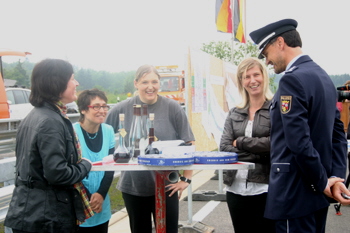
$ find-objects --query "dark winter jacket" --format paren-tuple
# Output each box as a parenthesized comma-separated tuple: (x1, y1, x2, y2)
(220, 100, 271, 185)
(5, 102, 91, 233)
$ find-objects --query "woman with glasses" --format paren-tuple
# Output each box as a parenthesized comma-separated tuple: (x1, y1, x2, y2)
(73, 88, 115, 233)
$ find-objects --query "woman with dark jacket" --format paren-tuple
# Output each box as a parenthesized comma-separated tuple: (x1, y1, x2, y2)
(5, 59, 92, 233)
(220, 57, 275, 233)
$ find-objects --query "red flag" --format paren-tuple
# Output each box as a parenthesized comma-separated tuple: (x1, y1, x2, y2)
(216, 0, 246, 43)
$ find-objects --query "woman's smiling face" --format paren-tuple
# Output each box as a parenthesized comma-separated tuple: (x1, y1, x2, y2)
(242, 65, 264, 98)
(134, 71, 160, 104)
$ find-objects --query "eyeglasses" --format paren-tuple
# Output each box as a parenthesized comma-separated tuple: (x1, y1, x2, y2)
(87, 105, 110, 111)
(261, 40, 276, 59)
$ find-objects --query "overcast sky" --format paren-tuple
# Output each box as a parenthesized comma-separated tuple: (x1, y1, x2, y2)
(1, 0, 349, 75)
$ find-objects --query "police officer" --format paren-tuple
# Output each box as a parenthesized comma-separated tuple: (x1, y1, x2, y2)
(250, 19, 349, 233)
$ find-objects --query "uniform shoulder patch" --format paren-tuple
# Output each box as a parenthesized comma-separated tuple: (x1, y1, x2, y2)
(281, 96, 292, 114)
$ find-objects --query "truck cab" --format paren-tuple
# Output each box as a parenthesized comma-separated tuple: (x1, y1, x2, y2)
(155, 65, 185, 105)
(0, 50, 31, 118)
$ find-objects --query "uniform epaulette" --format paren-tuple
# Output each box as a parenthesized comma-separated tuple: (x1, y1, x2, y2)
(285, 66, 298, 73)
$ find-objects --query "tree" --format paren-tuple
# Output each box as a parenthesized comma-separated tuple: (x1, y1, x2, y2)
(201, 41, 232, 62)
(123, 71, 136, 94)
(3, 60, 30, 87)
(201, 40, 277, 92)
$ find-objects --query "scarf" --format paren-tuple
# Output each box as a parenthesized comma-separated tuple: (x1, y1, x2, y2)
(55, 101, 94, 225)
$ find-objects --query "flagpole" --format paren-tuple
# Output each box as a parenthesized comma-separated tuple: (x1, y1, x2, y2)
(244, 0, 247, 58)
(244, 0, 247, 42)
(231, 0, 234, 63)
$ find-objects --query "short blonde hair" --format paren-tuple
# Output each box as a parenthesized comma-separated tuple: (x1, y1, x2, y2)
(235, 57, 273, 108)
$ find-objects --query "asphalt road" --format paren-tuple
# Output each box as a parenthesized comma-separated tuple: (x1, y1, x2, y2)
(178, 173, 350, 233)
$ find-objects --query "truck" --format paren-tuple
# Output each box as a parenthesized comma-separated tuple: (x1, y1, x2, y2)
(155, 65, 185, 105)
(0, 49, 31, 118)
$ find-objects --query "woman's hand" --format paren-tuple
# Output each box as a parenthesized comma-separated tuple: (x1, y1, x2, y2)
(165, 170, 193, 199)
(165, 181, 189, 199)
(89, 192, 104, 213)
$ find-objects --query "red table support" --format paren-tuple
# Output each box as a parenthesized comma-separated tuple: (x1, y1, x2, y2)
(155, 171, 166, 233)
(91, 162, 255, 233)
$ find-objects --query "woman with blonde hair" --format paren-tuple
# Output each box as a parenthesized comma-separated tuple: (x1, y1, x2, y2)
(220, 57, 275, 233)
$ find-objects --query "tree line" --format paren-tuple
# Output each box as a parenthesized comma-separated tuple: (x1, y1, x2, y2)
(2, 56, 350, 103)
(3, 60, 136, 103)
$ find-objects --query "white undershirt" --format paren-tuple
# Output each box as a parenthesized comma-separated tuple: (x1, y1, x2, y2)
(225, 120, 269, 195)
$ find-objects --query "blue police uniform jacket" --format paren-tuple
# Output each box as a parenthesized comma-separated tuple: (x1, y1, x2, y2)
(265, 55, 347, 220)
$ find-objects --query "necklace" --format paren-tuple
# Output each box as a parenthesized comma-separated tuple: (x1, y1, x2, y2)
(86, 131, 98, 140)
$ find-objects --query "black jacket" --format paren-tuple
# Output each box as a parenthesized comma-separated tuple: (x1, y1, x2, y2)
(5, 102, 91, 233)
(220, 100, 271, 185)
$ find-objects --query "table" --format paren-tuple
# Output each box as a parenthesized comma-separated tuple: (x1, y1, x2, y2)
(91, 162, 255, 233)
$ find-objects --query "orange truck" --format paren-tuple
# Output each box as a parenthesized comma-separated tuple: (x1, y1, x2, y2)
(155, 65, 185, 105)
(0, 50, 31, 118)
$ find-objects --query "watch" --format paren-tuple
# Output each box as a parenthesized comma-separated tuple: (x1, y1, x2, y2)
(180, 176, 191, 184)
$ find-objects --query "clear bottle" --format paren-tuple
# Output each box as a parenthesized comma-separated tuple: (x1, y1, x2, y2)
(113, 113, 131, 163)
(139, 104, 149, 156)
(130, 104, 142, 161)
(141, 104, 149, 136)
(128, 104, 137, 152)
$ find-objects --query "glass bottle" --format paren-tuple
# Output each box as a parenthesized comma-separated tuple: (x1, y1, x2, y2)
(145, 113, 159, 154)
(113, 113, 131, 163)
(139, 104, 149, 156)
(130, 104, 142, 161)
(128, 104, 136, 152)
(148, 113, 155, 145)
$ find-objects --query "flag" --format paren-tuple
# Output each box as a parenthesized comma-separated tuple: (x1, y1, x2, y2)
(233, 0, 246, 43)
(216, 0, 232, 33)
(216, 0, 246, 43)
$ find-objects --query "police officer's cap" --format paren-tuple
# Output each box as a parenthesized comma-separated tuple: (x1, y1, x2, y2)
(250, 19, 298, 59)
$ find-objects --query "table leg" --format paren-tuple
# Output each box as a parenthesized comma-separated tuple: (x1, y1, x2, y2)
(155, 171, 166, 233)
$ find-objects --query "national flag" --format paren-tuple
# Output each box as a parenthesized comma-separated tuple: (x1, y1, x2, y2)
(216, 0, 232, 33)
(216, 0, 246, 43)
(233, 0, 246, 43)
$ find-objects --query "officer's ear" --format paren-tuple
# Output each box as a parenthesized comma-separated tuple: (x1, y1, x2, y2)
(276, 37, 284, 47)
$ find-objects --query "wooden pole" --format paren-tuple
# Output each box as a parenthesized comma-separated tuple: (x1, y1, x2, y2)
(340, 102, 350, 133)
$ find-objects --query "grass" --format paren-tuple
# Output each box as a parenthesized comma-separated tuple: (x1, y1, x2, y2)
(0, 177, 124, 233)
(109, 177, 125, 213)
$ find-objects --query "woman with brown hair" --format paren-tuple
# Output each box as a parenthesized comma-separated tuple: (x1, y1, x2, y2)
(5, 59, 92, 233)
(106, 64, 195, 233)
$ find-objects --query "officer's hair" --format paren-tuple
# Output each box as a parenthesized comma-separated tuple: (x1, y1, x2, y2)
(235, 57, 273, 109)
(269, 30, 302, 48)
